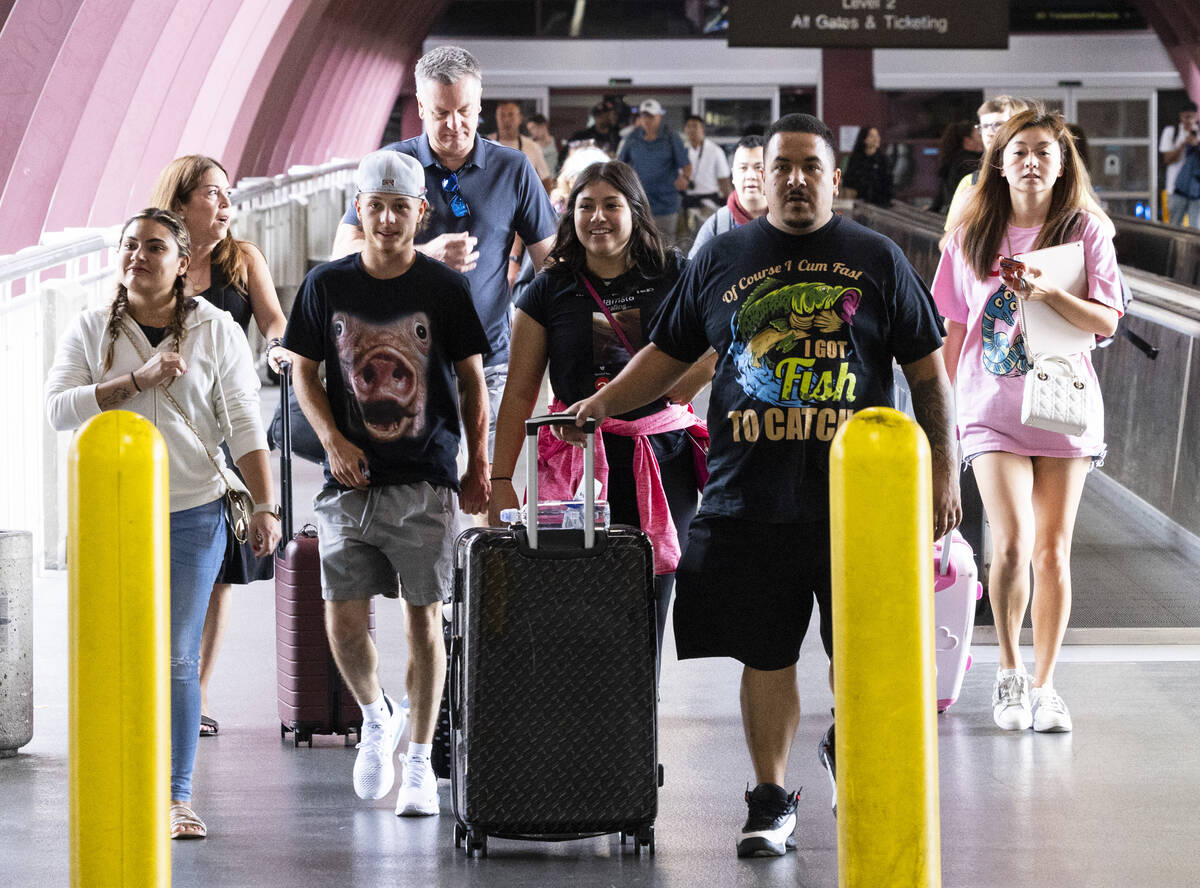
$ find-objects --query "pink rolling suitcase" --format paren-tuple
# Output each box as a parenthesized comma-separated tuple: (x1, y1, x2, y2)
(933, 530, 982, 712)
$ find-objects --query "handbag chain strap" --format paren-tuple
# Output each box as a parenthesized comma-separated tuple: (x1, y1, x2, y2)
(118, 322, 240, 498)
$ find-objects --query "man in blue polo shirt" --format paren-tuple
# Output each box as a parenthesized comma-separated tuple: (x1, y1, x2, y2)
(618, 98, 691, 246)
(332, 45, 558, 454)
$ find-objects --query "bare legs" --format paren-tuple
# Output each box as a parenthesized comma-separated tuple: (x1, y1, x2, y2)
(972, 453, 1091, 688)
(325, 597, 444, 740)
(197, 583, 231, 723)
(740, 665, 800, 787)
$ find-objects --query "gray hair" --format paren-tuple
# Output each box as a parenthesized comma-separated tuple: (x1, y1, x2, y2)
(415, 46, 482, 91)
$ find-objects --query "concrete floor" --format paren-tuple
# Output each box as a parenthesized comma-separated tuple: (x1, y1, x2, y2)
(4, 386, 1200, 887)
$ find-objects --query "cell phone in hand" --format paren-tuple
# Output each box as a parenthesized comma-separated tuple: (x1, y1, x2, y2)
(998, 256, 1028, 290)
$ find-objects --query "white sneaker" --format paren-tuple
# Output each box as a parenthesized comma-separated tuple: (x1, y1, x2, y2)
(1031, 686, 1073, 733)
(395, 754, 440, 816)
(992, 669, 1032, 731)
(352, 695, 406, 800)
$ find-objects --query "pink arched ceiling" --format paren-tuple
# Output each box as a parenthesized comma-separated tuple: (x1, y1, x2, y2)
(0, 0, 449, 253)
(1137, 0, 1200, 101)
(1, 0, 1196, 255)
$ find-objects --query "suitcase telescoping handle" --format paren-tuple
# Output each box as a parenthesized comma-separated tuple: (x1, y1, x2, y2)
(938, 532, 953, 576)
(278, 360, 295, 548)
(523, 414, 597, 551)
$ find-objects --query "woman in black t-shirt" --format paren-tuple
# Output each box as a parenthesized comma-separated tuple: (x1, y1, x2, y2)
(842, 126, 894, 207)
(489, 160, 715, 665)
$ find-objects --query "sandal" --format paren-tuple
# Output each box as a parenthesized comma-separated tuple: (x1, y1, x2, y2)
(169, 803, 208, 840)
(199, 715, 219, 737)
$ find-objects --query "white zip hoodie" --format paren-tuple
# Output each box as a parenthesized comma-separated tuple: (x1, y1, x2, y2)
(45, 298, 268, 513)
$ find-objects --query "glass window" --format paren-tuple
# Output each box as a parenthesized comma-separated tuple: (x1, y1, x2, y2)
(1087, 143, 1150, 194)
(700, 99, 773, 140)
(1076, 100, 1149, 139)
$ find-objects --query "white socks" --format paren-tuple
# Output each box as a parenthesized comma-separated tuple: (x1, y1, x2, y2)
(361, 694, 390, 725)
(407, 741, 432, 760)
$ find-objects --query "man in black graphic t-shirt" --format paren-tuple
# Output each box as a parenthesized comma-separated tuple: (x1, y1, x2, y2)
(285, 150, 490, 819)
(567, 115, 961, 859)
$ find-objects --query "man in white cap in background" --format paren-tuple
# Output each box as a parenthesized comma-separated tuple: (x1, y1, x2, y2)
(285, 148, 491, 818)
(618, 98, 692, 244)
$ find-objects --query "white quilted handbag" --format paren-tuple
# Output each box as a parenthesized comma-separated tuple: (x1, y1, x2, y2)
(1020, 355, 1091, 436)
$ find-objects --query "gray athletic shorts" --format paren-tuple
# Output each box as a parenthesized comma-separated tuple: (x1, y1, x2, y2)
(313, 483, 457, 605)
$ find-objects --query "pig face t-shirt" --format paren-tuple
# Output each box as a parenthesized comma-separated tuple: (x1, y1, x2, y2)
(285, 253, 489, 490)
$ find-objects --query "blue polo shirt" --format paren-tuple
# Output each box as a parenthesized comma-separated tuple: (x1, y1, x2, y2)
(618, 127, 690, 216)
(343, 134, 558, 366)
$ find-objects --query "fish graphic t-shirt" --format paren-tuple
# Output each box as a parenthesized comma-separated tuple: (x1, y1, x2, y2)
(651, 214, 944, 523)
(285, 253, 489, 491)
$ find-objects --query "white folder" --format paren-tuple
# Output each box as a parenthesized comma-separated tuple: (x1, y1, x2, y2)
(1013, 241, 1095, 356)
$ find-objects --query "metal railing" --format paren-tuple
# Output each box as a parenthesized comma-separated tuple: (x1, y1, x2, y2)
(1, 159, 357, 570)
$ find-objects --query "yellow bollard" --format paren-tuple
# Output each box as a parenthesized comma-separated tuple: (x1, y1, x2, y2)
(68, 410, 171, 887)
(829, 407, 940, 888)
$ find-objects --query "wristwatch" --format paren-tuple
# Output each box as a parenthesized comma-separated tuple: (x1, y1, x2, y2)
(253, 502, 282, 519)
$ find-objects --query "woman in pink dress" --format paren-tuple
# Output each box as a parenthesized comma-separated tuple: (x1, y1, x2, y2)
(932, 107, 1122, 734)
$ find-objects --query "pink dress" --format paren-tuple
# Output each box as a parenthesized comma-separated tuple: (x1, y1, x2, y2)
(931, 214, 1123, 461)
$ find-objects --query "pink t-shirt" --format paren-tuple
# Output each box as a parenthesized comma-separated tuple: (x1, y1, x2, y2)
(931, 214, 1123, 460)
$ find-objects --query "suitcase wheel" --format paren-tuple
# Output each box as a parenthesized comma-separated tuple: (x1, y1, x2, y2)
(619, 830, 628, 846)
(466, 829, 487, 858)
(634, 825, 654, 856)
(454, 823, 464, 848)
(280, 723, 288, 740)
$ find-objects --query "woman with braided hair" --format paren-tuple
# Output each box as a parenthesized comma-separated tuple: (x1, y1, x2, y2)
(46, 208, 281, 839)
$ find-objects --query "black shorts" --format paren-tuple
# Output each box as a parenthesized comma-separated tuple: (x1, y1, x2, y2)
(672, 514, 832, 671)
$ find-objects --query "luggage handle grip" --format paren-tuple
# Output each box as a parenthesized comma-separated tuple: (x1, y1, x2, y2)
(277, 360, 294, 549)
(524, 413, 596, 550)
(938, 532, 953, 576)
(524, 414, 596, 436)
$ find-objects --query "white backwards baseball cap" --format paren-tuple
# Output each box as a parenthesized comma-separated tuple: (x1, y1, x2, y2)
(355, 150, 427, 198)
(638, 99, 665, 117)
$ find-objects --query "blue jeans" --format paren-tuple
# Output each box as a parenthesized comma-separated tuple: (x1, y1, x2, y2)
(169, 500, 226, 801)
(1168, 191, 1200, 227)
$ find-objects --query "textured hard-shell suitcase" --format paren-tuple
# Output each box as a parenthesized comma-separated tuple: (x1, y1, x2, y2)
(934, 530, 983, 712)
(450, 416, 661, 858)
(273, 362, 374, 746)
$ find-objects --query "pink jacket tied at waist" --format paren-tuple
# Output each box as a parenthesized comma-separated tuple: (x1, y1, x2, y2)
(537, 399, 708, 575)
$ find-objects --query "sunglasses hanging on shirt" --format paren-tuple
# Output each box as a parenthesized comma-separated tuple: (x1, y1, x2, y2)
(440, 172, 471, 218)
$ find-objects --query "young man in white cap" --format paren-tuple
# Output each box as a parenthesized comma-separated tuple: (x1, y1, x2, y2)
(618, 98, 692, 244)
(284, 149, 491, 816)
(332, 46, 558, 457)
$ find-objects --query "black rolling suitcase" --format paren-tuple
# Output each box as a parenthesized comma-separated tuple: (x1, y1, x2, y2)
(273, 362, 374, 746)
(450, 416, 661, 858)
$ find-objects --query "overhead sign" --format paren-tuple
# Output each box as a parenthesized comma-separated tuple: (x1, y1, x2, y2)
(728, 0, 1008, 49)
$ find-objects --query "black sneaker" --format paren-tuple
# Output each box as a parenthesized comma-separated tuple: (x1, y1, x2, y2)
(735, 782, 799, 858)
(817, 722, 836, 816)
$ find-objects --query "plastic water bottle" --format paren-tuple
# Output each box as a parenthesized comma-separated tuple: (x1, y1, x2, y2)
(499, 501, 611, 529)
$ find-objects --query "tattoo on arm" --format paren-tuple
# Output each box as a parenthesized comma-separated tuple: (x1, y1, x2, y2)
(908, 376, 956, 468)
(98, 384, 134, 410)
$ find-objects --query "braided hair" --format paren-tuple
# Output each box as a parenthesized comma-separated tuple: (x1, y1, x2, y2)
(101, 209, 195, 374)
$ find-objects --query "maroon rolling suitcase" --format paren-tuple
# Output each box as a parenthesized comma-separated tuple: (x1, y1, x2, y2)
(274, 362, 374, 747)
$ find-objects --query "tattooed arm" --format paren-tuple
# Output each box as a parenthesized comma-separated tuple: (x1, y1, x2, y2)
(900, 349, 962, 540)
(95, 374, 140, 410)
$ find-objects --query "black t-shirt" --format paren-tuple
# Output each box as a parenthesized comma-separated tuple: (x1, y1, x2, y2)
(651, 214, 945, 523)
(515, 256, 685, 420)
(284, 253, 490, 491)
